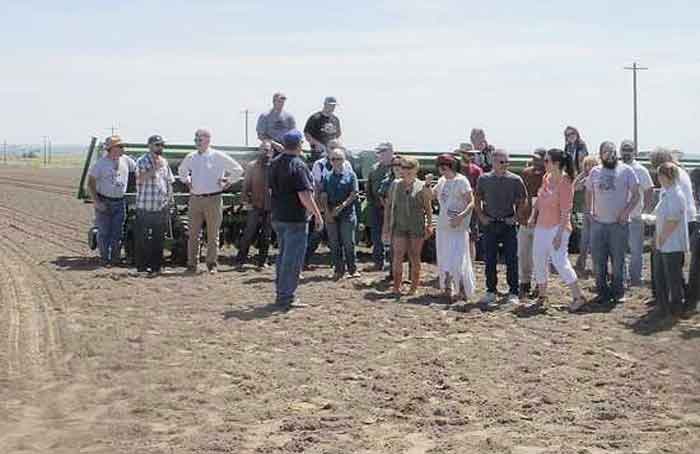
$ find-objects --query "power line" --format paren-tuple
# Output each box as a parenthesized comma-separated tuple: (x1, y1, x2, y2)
(624, 62, 648, 154)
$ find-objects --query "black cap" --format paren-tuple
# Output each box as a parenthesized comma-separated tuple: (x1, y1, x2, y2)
(148, 135, 165, 145)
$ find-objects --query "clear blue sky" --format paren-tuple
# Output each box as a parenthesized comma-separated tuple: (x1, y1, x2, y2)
(1, 0, 699, 153)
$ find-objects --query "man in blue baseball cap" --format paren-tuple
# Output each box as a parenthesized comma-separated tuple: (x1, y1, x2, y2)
(268, 130, 324, 309)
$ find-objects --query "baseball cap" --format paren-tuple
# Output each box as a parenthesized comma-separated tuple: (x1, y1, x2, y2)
(532, 147, 547, 158)
(104, 135, 124, 149)
(147, 134, 165, 146)
(324, 96, 338, 105)
(620, 140, 635, 152)
(375, 142, 394, 153)
(457, 142, 478, 154)
(282, 129, 304, 149)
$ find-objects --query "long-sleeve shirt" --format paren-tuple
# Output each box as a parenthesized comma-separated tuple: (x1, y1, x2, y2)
(177, 148, 243, 195)
(535, 173, 574, 230)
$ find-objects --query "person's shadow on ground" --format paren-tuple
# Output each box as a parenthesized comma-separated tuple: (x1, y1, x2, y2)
(223, 304, 288, 321)
(52, 256, 102, 271)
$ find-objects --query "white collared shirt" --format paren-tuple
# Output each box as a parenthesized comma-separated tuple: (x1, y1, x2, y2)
(178, 148, 243, 195)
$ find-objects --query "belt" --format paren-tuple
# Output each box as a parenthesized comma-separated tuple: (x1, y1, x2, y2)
(98, 193, 124, 202)
(192, 191, 223, 197)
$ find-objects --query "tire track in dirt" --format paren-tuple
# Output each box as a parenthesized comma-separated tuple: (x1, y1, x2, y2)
(0, 178, 74, 197)
(0, 202, 87, 232)
(0, 239, 54, 380)
(0, 206, 87, 255)
(0, 175, 75, 193)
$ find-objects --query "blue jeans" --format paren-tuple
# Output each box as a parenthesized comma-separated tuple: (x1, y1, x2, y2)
(368, 205, 385, 267)
(576, 213, 592, 270)
(625, 218, 644, 285)
(95, 199, 126, 264)
(327, 217, 357, 275)
(304, 217, 323, 265)
(591, 221, 628, 300)
(482, 222, 519, 295)
(272, 221, 308, 305)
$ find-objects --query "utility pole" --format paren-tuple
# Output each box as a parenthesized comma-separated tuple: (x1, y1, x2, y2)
(42, 136, 48, 166)
(2, 140, 6, 164)
(241, 109, 250, 146)
(48, 139, 52, 165)
(624, 62, 648, 154)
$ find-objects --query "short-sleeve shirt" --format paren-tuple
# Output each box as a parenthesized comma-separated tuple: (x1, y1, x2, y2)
(628, 161, 654, 219)
(136, 154, 174, 211)
(269, 153, 313, 223)
(322, 170, 358, 220)
(654, 185, 689, 253)
(459, 161, 483, 191)
(586, 163, 639, 224)
(88, 155, 136, 198)
(256, 110, 296, 143)
(311, 157, 354, 188)
(520, 166, 545, 222)
(367, 162, 390, 207)
(304, 112, 341, 149)
(475, 171, 527, 221)
(435, 174, 472, 231)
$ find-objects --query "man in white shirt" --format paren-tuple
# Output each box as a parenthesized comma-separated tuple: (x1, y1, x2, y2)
(620, 140, 654, 287)
(178, 129, 243, 273)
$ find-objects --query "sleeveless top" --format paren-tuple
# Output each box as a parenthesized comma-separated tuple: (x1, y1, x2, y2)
(391, 179, 428, 236)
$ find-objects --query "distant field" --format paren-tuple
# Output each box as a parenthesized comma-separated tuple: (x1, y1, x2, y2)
(0, 153, 85, 168)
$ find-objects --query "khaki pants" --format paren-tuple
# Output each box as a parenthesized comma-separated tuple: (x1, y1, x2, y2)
(188, 194, 223, 267)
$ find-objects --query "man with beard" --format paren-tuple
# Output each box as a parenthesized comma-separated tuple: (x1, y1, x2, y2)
(619, 140, 654, 287)
(586, 141, 640, 304)
(517, 148, 547, 297)
(256, 92, 296, 152)
(233, 141, 274, 269)
(134, 135, 174, 275)
(304, 96, 342, 160)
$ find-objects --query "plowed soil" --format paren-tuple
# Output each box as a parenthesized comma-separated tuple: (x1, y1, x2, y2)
(0, 166, 699, 454)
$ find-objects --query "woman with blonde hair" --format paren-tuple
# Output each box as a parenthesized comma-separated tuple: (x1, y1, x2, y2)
(652, 162, 689, 318)
(573, 155, 599, 275)
(382, 157, 433, 296)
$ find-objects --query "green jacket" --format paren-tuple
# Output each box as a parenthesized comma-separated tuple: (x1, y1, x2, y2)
(366, 162, 389, 207)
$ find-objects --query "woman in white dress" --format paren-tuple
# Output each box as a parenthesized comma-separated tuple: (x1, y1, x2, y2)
(426, 154, 476, 302)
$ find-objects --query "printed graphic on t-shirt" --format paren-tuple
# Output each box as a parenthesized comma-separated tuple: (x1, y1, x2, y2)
(597, 173, 616, 191)
(321, 121, 337, 138)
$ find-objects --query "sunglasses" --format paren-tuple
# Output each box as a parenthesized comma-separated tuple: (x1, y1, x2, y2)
(329, 157, 343, 162)
(496, 160, 509, 164)
(401, 165, 416, 170)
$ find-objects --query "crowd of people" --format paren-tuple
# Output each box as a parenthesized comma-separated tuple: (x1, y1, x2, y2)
(86, 92, 700, 322)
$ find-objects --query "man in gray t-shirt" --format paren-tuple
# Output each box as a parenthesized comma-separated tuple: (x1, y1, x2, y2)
(585, 141, 640, 303)
(474, 149, 528, 305)
(256, 92, 296, 151)
(87, 135, 136, 266)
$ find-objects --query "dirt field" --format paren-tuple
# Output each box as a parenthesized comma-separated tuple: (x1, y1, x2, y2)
(0, 166, 699, 454)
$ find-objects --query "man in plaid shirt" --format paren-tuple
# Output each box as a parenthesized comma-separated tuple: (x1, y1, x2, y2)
(135, 135, 175, 275)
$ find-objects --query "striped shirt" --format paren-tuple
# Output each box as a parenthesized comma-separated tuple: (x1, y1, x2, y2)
(136, 154, 174, 211)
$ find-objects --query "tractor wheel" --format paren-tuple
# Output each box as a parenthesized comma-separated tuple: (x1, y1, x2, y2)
(170, 216, 189, 265)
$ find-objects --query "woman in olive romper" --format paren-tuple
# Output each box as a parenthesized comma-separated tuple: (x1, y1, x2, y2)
(382, 157, 433, 296)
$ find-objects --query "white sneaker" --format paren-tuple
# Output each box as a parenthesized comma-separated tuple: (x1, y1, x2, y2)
(479, 292, 498, 305)
(506, 294, 520, 305)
